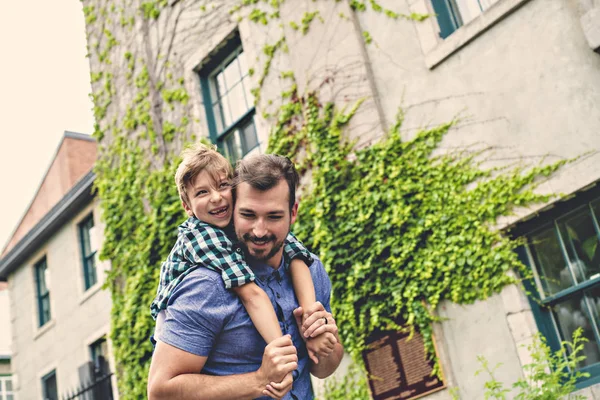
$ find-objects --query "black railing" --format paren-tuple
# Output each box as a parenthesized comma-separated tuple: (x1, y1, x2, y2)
(62, 357, 114, 400)
(62, 372, 113, 400)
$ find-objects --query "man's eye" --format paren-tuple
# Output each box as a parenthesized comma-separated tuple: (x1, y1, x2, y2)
(240, 213, 254, 218)
(269, 216, 283, 220)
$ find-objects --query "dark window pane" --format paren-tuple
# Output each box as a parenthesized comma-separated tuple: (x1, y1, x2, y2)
(220, 92, 233, 128)
(5, 379, 11, 391)
(222, 132, 242, 164)
(557, 206, 600, 282)
(552, 293, 600, 368)
(212, 103, 224, 133)
(530, 226, 573, 296)
(42, 372, 57, 400)
(241, 117, 258, 153)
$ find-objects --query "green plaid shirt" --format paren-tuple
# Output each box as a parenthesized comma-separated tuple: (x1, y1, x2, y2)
(150, 217, 312, 320)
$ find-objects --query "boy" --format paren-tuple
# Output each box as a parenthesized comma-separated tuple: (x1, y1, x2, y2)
(151, 143, 333, 395)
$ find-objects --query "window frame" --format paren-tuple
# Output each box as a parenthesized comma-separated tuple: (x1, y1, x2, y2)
(413, 0, 531, 68)
(0, 375, 14, 400)
(41, 369, 58, 400)
(516, 186, 600, 389)
(78, 213, 97, 291)
(198, 34, 258, 163)
(34, 257, 51, 327)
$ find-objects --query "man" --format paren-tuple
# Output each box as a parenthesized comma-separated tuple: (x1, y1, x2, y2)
(148, 154, 344, 399)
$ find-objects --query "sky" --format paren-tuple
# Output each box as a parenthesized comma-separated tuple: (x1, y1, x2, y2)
(0, 1, 94, 250)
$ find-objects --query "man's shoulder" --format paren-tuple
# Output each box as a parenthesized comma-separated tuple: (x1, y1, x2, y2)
(170, 266, 228, 299)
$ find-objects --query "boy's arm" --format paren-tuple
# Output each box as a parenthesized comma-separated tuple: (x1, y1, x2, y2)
(283, 232, 313, 266)
(233, 283, 283, 345)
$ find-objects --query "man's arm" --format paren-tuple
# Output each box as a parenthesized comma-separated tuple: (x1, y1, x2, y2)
(148, 336, 298, 400)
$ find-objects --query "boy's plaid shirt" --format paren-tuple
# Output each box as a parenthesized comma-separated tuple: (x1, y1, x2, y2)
(150, 217, 312, 320)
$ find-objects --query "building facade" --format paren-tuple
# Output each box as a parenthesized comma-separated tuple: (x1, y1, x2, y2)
(81, 0, 600, 398)
(0, 132, 117, 400)
(0, 282, 13, 400)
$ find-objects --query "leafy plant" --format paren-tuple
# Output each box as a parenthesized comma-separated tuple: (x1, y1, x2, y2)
(474, 328, 589, 400)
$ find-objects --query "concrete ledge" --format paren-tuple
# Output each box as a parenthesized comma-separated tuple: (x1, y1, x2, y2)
(424, 0, 531, 69)
(581, 7, 600, 53)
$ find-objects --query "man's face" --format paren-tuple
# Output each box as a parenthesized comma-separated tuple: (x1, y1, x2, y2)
(182, 170, 233, 229)
(234, 179, 298, 268)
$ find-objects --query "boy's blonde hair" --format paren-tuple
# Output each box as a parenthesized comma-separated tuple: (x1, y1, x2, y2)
(175, 142, 233, 206)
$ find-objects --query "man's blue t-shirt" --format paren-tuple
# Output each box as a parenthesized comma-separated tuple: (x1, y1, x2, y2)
(155, 254, 332, 400)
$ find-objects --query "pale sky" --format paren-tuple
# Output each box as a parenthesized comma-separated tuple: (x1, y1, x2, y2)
(0, 1, 94, 250)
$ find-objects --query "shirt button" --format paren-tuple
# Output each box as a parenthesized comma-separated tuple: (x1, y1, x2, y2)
(276, 293, 281, 299)
(235, 247, 242, 253)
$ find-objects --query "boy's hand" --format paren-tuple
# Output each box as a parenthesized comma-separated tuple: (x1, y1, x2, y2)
(306, 333, 337, 364)
(263, 372, 293, 399)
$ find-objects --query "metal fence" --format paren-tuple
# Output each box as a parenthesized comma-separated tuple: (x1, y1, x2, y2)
(61, 372, 114, 400)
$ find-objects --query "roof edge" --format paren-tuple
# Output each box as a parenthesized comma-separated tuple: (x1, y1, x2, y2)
(1, 131, 95, 254)
(0, 171, 96, 280)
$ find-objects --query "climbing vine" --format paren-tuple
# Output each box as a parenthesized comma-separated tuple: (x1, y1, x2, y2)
(268, 90, 566, 386)
(80, 0, 565, 399)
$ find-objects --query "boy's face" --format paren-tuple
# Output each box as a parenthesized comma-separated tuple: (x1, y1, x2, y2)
(182, 170, 233, 229)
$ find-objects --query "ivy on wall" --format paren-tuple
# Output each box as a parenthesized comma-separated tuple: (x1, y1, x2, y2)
(269, 91, 566, 372)
(81, 0, 566, 398)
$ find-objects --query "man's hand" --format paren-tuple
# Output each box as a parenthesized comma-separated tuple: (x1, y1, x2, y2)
(263, 372, 293, 399)
(298, 302, 340, 342)
(257, 335, 298, 385)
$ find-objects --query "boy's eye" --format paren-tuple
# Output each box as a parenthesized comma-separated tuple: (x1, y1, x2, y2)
(219, 182, 231, 189)
(195, 190, 207, 196)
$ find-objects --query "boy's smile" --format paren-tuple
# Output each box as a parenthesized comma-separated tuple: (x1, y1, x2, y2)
(183, 170, 233, 229)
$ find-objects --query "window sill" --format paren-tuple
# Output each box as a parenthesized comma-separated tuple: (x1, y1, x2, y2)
(423, 0, 531, 69)
(79, 282, 103, 305)
(33, 319, 55, 340)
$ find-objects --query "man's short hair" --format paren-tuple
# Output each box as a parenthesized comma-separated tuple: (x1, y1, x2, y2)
(174, 142, 233, 206)
(234, 154, 299, 211)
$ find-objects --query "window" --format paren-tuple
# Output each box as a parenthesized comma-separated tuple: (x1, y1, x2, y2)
(41, 370, 57, 400)
(519, 193, 600, 387)
(90, 337, 109, 374)
(35, 257, 51, 327)
(431, 0, 500, 38)
(0, 376, 14, 400)
(199, 35, 258, 163)
(78, 213, 97, 290)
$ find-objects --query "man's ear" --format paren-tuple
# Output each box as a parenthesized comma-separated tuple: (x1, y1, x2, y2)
(182, 201, 194, 217)
(290, 202, 298, 224)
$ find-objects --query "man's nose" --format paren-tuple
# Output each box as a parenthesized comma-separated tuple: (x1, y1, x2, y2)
(252, 220, 268, 238)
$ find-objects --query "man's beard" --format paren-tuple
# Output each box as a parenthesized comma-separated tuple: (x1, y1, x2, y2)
(240, 233, 285, 262)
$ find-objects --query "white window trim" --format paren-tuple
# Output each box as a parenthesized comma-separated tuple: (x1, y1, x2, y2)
(410, 0, 531, 69)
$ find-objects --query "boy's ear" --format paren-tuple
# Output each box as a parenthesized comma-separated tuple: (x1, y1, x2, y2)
(182, 201, 194, 217)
